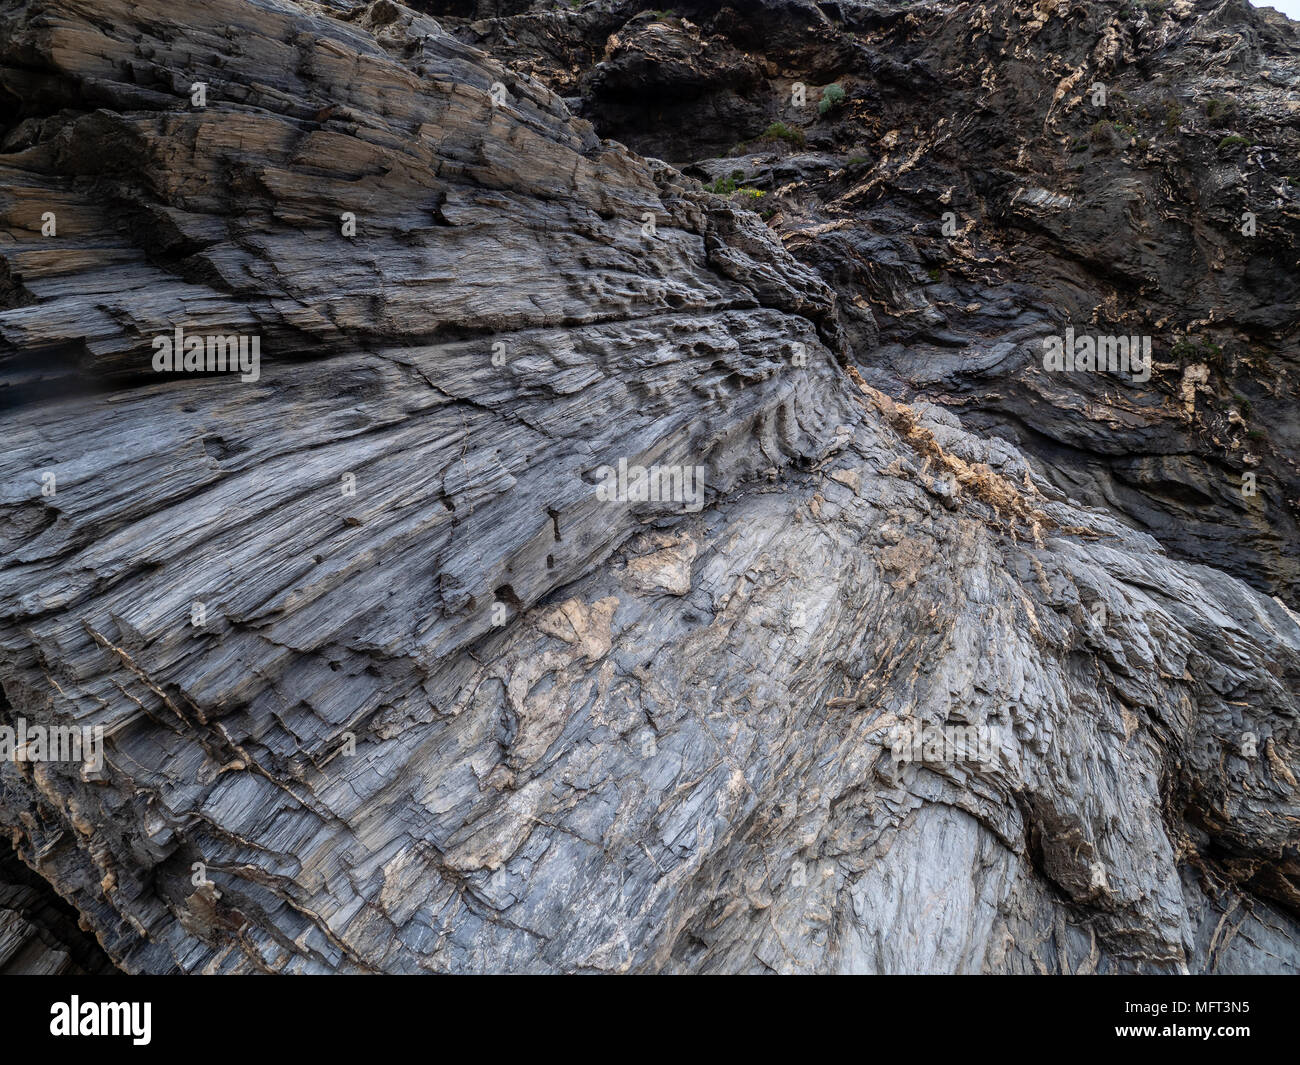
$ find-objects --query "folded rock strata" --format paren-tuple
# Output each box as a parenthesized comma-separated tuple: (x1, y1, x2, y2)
(442, 0, 1300, 601)
(0, 0, 1297, 972)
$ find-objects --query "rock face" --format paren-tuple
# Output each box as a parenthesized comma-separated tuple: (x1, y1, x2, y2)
(0, 0, 1297, 973)
(0, 838, 116, 973)
(445, 0, 1300, 601)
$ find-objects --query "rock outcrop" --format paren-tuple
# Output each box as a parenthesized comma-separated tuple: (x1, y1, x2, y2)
(444, 0, 1300, 601)
(0, 0, 1297, 973)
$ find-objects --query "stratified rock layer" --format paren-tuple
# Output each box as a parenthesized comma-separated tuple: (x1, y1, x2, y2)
(443, 0, 1300, 602)
(0, 0, 1297, 973)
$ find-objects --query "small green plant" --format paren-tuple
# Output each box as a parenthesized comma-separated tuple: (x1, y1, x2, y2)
(705, 173, 744, 195)
(759, 121, 806, 148)
(1234, 393, 1254, 417)
(845, 155, 869, 167)
(1205, 97, 1230, 121)
(819, 83, 846, 116)
(926, 267, 942, 282)
(1089, 120, 1116, 148)
(1172, 335, 1226, 371)
(1163, 97, 1183, 133)
(1218, 134, 1253, 150)
(704, 173, 766, 203)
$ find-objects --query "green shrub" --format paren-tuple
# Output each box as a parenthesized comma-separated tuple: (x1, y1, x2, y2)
(1205, 97, 1230, 121)
(759, 121, 806, 148)
(1218, 134, 1253, 150)
(1163, 98, 1182, 133)
(1172, 335, 1225, 370)
(1089, 119, 1115, 147)
(704, 174, 766, 203)
(818, 83, 846, 116)
(704, 173, 744, 195)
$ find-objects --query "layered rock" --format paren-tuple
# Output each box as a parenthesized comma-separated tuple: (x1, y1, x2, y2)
(443, 0, 1300, 601)
(0, 0, 1296, 973)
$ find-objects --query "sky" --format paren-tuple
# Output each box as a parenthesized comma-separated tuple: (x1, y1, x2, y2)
(1251, 0, 1300, 20)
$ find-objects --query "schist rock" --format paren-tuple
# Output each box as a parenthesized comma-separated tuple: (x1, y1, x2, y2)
(0, 0, 1297, 973)
(443, 0, 1300, 603)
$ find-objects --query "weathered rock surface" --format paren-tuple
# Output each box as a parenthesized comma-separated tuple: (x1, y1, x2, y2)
(0, 0, 1297, 973)
(443, 0, 1300, 602)
(0, 837, 116, 973)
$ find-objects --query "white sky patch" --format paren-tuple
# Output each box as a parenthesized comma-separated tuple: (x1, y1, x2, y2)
(1250, 0, 1300, 20)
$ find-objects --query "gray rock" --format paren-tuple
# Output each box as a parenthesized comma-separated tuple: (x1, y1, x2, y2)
(0, 0, 1297, 974)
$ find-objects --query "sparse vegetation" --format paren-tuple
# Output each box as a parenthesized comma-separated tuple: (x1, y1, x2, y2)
(759, 121, 806, 148)
(1163, 97, 1183, 133)
(1089, 119, 1116, 148)
(819, 83, 846, 116)
(705, 173, 745, 195)
(1172, 335, 1226, 371)
(1218, 134, 1253, 150)
(704, 172, 767, 203)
